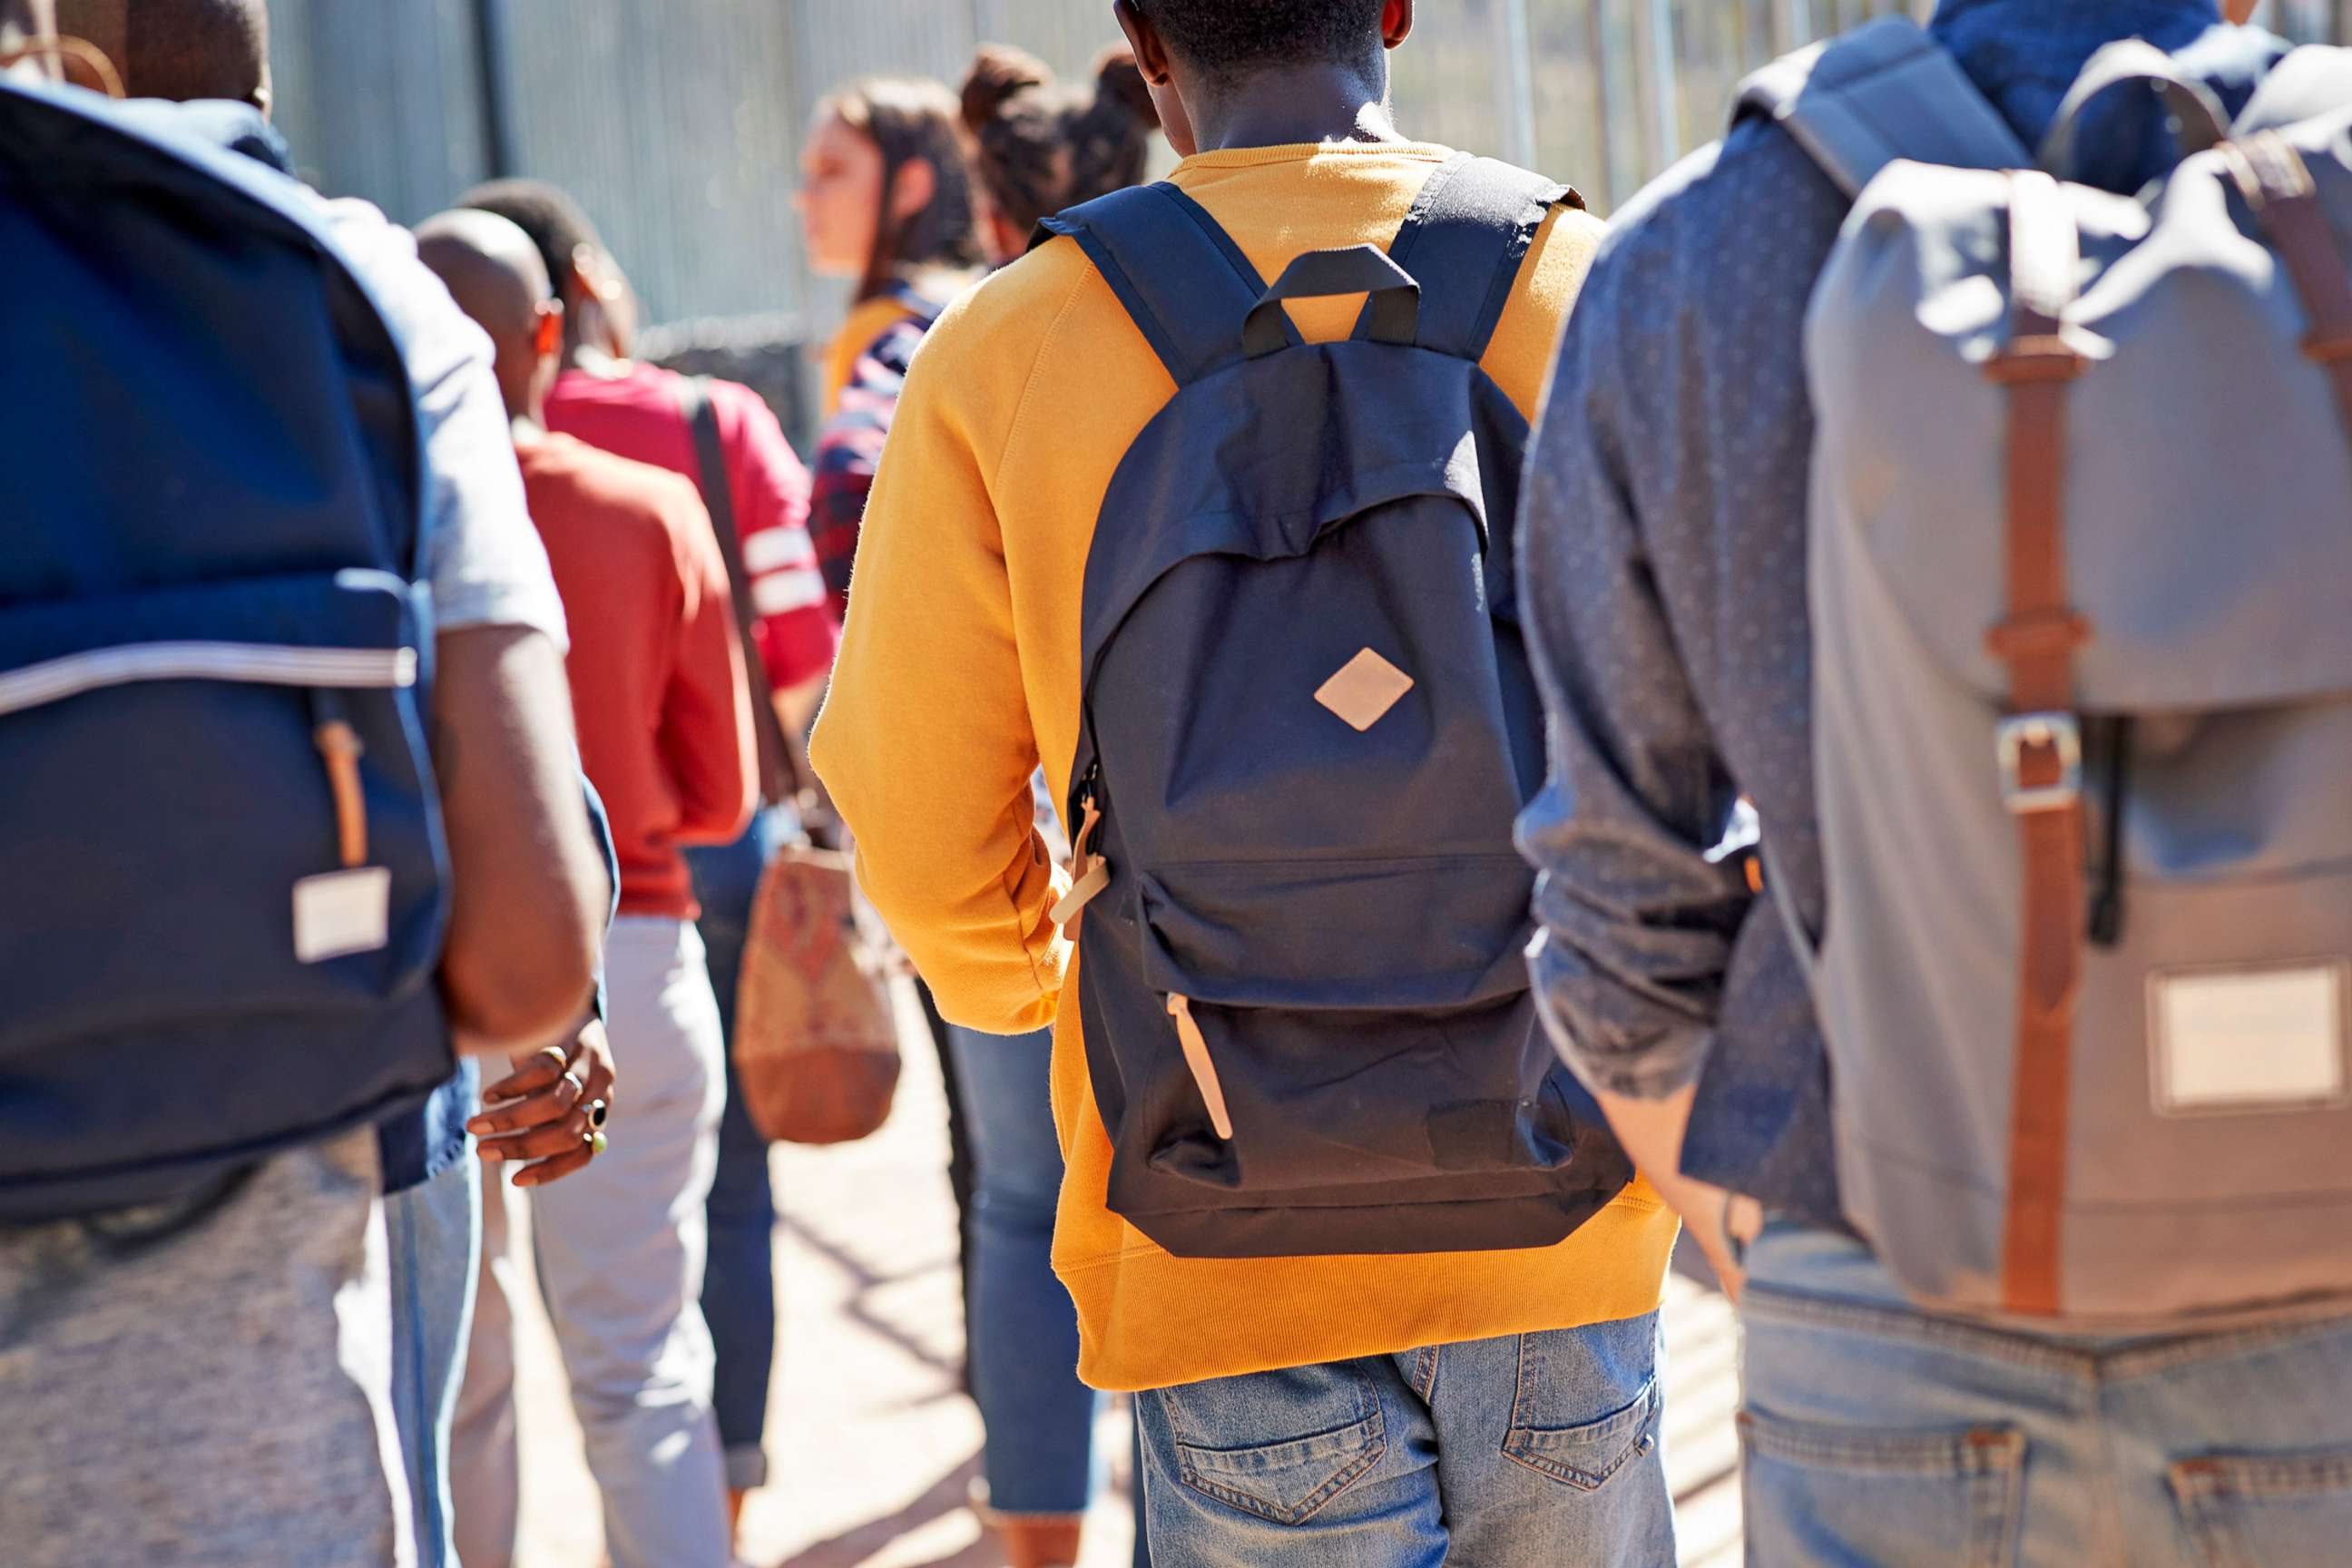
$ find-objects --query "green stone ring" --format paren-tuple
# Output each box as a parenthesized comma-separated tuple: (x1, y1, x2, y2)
(588, 1130, 609, 1158)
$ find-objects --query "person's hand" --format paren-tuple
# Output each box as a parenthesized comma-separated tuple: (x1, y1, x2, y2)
(1699, 1193, 1764, 1305)
(469, 1017, 617, 1189)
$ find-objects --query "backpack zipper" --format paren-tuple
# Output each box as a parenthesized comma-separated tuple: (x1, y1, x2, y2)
(1050, 762, 1110, 935)
(1164, 994, 1235, 1141)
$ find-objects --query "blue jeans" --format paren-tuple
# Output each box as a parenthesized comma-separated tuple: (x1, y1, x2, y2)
(1135, 1315, 1671, 1567)
(688, 806, 793, 1493)
(1740, 1220, 2352, 1566)
(946, 1024, 1103, 1515)
(384, 1152, 481, 1568)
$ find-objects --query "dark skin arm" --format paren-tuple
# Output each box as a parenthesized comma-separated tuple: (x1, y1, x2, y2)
(434, 625, 610, 1056)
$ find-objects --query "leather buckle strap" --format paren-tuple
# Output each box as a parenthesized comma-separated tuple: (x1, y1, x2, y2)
(2226, 132, 2352, 447)
(1984, 171, 2092, 1318)
(1984, 337, 2086, 384)
(1996, 713, 2084, 816)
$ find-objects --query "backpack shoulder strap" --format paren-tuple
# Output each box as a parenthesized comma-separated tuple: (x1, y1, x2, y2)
(1733, 15, 2029, 198)
(2234, 44, 2352, 137)
(674, 375, 798, 806)
(1375, 152, 1581, 364)
(1032, 182, 1278, 386)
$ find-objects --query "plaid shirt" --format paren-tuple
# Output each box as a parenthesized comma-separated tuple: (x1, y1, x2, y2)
(809, 290, 940, 622)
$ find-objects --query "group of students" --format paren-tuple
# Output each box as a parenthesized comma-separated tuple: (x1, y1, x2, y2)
(8, 0, 2352, 1566)
(0, 3, 1158, 1566)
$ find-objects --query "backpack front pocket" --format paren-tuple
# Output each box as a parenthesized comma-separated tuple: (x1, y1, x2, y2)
(1118, 854, 1594, 1198)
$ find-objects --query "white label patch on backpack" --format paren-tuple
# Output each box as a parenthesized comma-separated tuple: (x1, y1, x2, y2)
(293, 867, 392, 965)
(1316, 648, 1414, 732)
(2150, 961, 2350, 1116)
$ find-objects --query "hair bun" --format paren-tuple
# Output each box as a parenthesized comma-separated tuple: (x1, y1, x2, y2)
(962, 44, 1054, 131)
(1092, 45, 1161, 132)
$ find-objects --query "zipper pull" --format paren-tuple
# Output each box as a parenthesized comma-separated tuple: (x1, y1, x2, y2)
(1166, 994, 1234, 1141)
(309, 691, 368, 869)
(1049, 790, 1110, 936)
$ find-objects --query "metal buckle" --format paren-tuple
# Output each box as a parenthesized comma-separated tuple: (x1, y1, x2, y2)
(1996, 712, 2083, 814)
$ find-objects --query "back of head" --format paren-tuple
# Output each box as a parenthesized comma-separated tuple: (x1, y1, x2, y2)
(1131, 0, 1387, 80)
(824, 74, 985, 298)
(457, 177, 606, 307)
(959, 44, 1062, 237)
(962, 43, 1159, 240)
(1064, 45, 1160, 209)
(53, 0, 269, 109)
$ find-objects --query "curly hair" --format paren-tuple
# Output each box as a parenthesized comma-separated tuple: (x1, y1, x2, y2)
(961, 44, 1160, 237)
(1131, 0, 1387, 77)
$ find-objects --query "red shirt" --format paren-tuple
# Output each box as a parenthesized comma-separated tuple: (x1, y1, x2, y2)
(517, 433, 755, 919)
(545, 363, 837, 694)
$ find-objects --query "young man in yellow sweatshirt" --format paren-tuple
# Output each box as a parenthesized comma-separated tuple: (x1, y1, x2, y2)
(811, 2, 1680, 1559)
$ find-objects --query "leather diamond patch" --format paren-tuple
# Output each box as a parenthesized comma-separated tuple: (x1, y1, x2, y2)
(1315, 647, 1414, 732)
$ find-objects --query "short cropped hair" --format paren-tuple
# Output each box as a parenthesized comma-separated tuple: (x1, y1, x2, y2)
(54, 0, 267, 105)
(456, 178, 608, 301)
(1132, 0, 1387, 77)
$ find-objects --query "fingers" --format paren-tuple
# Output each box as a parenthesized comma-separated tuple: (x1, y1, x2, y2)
(481, 1044, 572, 1105)
(510, 1143, 596, 1189)
(466, 1068, 584, 1138)
(475, 1107, 591, 1164)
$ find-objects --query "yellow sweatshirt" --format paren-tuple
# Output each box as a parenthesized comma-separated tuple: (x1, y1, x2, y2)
(809, 142, 1678, 1393)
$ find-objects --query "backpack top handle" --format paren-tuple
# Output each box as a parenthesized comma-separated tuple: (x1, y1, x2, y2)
(2038, 38, 2231, 184)
(1242, 245, 1419, 358)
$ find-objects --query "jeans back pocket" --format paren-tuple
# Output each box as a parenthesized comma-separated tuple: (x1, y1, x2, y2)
(1155, 1363, 1387, 1526)
(2171, 1450, 2352, 1568)
(1740, 1408, 2024, 1568)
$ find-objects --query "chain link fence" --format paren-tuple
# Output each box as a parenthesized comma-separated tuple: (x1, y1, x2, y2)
(267, 0, 2348, 329)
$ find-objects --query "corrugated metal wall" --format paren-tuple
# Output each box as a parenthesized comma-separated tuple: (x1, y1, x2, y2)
(267, 0, 2347, 330)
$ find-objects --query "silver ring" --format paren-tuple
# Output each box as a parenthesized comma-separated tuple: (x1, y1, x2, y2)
(561, 1069, 586, 1099)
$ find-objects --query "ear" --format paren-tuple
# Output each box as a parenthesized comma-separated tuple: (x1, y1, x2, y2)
(569, 243, 625, 309)
(534, 299, 566, 359)
(1113, 0, 1171, 87)
(1383, 0, 1414, 50)
(889, 155, 937, 226)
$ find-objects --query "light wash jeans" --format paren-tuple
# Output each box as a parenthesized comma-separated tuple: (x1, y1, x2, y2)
(0, 1129, 413, 1567)
(453, 916, 731, 1568)
(384, 1152, 481, 1568)
(1740, 1220, 2352, 1566)
(1135, 1314, 1671, 1567)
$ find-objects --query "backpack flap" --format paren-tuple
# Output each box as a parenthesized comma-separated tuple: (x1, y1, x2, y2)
(1801, 74, 2352, 1319)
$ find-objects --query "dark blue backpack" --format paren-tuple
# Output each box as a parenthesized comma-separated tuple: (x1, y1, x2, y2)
(0, 78, 453, 1220)
(1038, 156, 1634, 1259)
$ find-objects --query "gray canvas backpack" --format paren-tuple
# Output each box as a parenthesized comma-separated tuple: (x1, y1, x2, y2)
(1032, 158, 1636, 1259)
(1741, 19, 2352, 1323)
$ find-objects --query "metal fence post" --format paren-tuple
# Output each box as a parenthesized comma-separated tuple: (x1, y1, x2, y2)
(473, 0, 517, 179)
(1494, 0, 1539, 170)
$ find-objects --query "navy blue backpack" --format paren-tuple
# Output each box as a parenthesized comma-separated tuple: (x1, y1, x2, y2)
(1037, 156, 1634, 1259)
(0, 77, 453, 1220)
